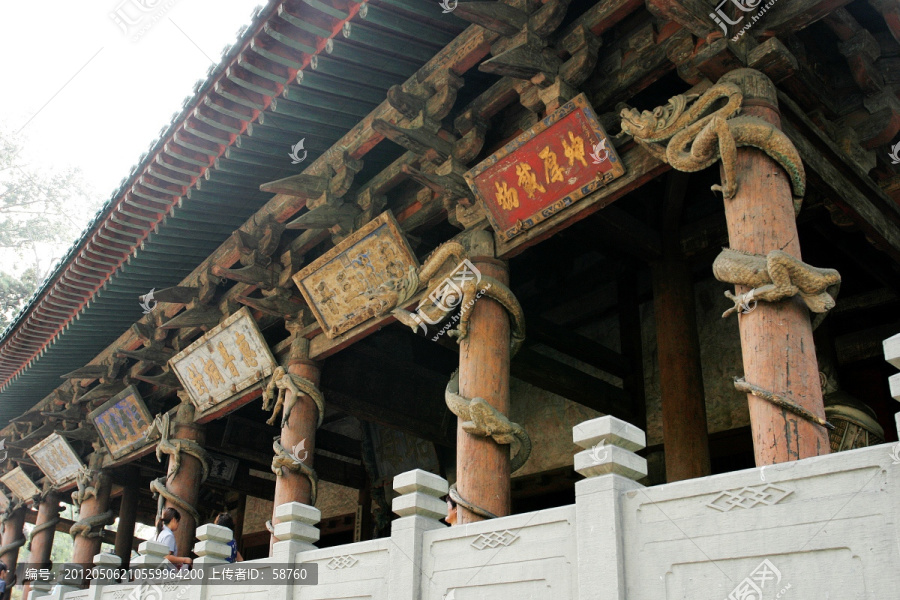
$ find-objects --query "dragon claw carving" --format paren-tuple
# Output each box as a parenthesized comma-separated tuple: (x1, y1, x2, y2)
(263, 366, 325, 429)
(445, 370, 531, 473)
(713, 248, 840, 326)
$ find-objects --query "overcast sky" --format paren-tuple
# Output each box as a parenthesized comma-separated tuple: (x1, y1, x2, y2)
(1, 0, 262, 207)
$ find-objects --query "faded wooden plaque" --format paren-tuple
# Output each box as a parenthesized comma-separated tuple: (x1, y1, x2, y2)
(293, 211, 419, 338)
(27, 433, 84, 486)
(1, 467, 41, 501)
(88, 386, 153, 459)
(207, 452, 239, 483)
(465, 93, 625, 252)
(169, 307, 277, 416)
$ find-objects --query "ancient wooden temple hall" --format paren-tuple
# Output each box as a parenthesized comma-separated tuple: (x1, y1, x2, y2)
(0, 0, 899, 598)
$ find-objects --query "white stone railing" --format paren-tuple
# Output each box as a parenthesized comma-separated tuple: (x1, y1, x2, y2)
(48, 398, 899, 599)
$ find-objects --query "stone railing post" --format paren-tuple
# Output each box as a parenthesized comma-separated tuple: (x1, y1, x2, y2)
(26, 578, 54, 600)
(42, 564, 82, 600)
(388, 469, 448, 600)
(883, 333, 900, 436)
(130, 540, 171, 578)
(574, 416, 647, 600)
(271, 502, 320, 561)
(86, 553, 120, 600)
(194, 524, 233, 566)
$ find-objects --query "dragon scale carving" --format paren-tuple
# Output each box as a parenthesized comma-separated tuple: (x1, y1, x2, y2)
(147, 411, 210, 524)
(619, 81, 806, 214)
(446, 370, 532, 474)
(263, 367, 325, 506)
(69, 510, 115, 540)
(391, 240, 526, 354)
(712, 248, 841, 324)
(271, 437, 318, 506)
(263, 367, 325, 429)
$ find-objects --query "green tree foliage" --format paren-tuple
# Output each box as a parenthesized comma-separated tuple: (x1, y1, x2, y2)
(0, 128, 100, 333)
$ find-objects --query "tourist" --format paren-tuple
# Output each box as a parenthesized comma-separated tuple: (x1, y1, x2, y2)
(155, 508, 192, 570)
(214, 513, 243, 562)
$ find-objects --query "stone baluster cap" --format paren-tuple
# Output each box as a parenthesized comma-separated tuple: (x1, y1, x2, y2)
(273, 502, 321, 544)
(194, 523, 234, 565)
(392, 469, 448, 519)
(573, 415, 647, 480)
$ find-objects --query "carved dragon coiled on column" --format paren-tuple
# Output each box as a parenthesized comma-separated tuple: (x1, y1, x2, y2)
(391, 240, 527, 354)
(713, 248, 841, 326)
(69, 510, 115, 539)
(619, 81, 806, 214)
(147, 411, 210, 525)
(392, 240, 530, 520)
(264, 366, 325, 506)
(0, 500, 26, 557)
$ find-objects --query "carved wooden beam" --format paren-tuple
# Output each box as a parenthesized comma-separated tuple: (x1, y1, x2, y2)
(759, 0, 854, 36)
(452, 2, 529, 35)
(646, 0, 719, 39)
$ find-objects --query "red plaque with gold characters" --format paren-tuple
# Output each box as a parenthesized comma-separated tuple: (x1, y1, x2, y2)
(464, 93, 624, 246)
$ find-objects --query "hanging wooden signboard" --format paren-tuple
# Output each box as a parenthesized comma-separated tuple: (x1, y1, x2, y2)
(207, 452, 239, 484)
(464, 93, 625, 253)
(88, 386, 154, 460)
(1, 467, 41, 501)
(169, 307, 278, 417)
(26, 433, 84, 486)
(293, 211, 419, 339)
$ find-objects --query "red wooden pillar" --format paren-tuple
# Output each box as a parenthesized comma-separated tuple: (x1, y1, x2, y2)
(166, 420, 205, 557)
(457, 231, 512, 524)
(652, 255, 712, 481)
(720, 68, 830, 465)
(271, 333, 321, 547)
(23, 493, 61, 597)
(0, 506, 25, 600)
(114, 483, 138, 568)
(72, 472, 112, 564)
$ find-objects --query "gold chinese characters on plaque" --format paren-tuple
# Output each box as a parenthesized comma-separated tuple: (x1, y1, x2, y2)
(169, 307, 278, 416)
(1, 467, 41, 501)
(293, 211, 419, 339)
(27, 433, 84, 486)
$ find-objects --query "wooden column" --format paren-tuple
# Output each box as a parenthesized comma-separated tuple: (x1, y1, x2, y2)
(232, 494, 246, 551)
(720, 68, 830, 465)
(166, 419, 205, 557)
(271, 333, 321, 546)
(23, 493, 61, 599)
(651, 172, 711, 482)
(457, 231, 511, 524)
(0, 506, 25, 600)
(71, 472, 112, 565)
(114, 484, 138, 568)
(652, 256, 711, 481)
(618, 267, 647, 431)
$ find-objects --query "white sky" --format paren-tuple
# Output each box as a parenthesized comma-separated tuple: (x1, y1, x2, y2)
(1, 0, 264, 207)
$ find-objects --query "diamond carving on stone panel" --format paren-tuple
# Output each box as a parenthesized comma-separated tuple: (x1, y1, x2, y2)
(706, 484, 793, 511)
(326, 555, 359, 570)
(470, 529, 520, 550)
